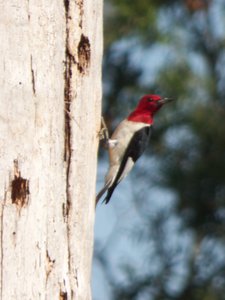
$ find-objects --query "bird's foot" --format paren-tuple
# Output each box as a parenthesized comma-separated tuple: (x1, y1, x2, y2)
(99, 117, 109, 140)
(99, 117, 118, 149)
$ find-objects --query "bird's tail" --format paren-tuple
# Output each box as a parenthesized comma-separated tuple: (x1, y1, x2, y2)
(96, 182, 110, 205)
(102, 184, 118, 204)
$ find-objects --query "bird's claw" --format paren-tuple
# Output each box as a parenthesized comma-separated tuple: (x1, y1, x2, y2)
(99, 117, 118, 149)
(99, 117, 109, 149)
(99, 117, 109, 140)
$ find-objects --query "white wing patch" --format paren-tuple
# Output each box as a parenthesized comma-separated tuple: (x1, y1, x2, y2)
(107, 139, 118, 148)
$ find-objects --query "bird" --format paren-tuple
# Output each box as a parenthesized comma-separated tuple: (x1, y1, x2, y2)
(96, 94, 174, 205)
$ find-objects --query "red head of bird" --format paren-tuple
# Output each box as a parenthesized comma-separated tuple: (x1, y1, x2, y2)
(127, 94, 174, 124)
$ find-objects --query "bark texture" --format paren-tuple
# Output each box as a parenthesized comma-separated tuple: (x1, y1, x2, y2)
(0, 1, 102, 299)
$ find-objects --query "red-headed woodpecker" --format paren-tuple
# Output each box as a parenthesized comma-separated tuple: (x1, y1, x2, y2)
(96, 94, 174, 204)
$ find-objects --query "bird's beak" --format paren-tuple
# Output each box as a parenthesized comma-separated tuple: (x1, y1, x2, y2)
(159, 97, 174, 105)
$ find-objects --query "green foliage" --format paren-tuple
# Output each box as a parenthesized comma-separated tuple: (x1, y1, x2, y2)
(104, 0, 158, 46)
(97, 0, 225, 299)
(163, 103, 225, 234)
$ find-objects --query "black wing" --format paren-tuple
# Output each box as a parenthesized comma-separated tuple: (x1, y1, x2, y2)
(104, 126, 152, 204)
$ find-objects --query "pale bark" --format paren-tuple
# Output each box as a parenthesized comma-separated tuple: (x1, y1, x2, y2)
(0, 1, 102, 299)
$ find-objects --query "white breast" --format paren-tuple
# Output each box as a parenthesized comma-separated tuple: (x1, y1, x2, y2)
(108, 119, 150, 166)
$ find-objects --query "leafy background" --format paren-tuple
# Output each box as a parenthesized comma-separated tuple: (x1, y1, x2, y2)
(93, 1, 225, 299)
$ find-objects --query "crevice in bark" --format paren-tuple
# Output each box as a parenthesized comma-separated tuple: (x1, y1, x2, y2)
(64, 1, 73, 293)
(27, 0, 31, 21)
(46, 250, 55, 279)
(64, 0, 69, 13)
(77, 34, 91, 75)
(64, 0, 72, 219)
(75, 268, 79, 288)
(30, 55, 36, 95)
(62, 203, 67, 222)
(59, 290, 68, 300)
(75, 0, 84, 28)
(11, 160, 29, 209)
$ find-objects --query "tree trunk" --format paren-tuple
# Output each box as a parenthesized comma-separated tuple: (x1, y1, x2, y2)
(0, 1, 102, 299)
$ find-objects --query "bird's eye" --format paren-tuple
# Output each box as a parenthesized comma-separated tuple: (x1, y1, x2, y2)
(148, 98, 153, 102)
